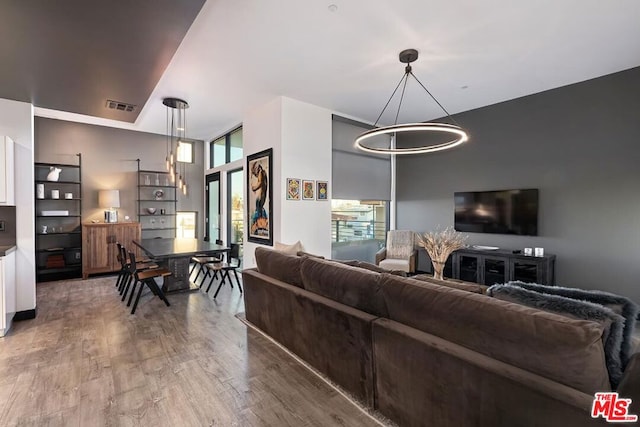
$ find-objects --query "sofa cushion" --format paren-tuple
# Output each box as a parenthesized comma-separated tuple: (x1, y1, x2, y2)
(411, 274, 486, 294)
(488, 283, 626, 389)
(338, 259, 407, 277)
(274, 240, 304, 255)
(254, 247, 304, 288)
(296, 250, 324, 259)
(501, 281, 639, 366)
(379, 258, 410, 273)
(380, 273, 611, 394)
(300, 257, 388, 317)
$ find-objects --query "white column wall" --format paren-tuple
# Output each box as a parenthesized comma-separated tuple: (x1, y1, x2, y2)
(242, 98, 283, 268)
(0, 98, 36, 313)
(242, 96, 332, 268)
(279, 97, 332, 257)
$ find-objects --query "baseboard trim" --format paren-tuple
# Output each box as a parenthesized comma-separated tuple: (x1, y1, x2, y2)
(14, 308, 37, 321)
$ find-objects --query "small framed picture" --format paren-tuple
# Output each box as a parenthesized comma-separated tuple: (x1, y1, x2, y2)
(302, 180, 315, 200)
(286, 178, 301, 200)
(316, 181, 328, 200)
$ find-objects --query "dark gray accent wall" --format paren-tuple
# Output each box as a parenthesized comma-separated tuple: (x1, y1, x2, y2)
(397, 67, 640, 303)
(34, 118, 205, 238)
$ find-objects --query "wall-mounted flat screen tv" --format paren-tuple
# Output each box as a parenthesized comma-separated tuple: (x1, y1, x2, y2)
(454, 189, 539, 236)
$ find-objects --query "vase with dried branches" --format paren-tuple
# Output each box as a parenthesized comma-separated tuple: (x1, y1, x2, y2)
(417, 227, 468, 280)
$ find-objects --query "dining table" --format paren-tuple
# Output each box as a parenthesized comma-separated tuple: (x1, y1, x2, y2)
(133, 238, 229, 293)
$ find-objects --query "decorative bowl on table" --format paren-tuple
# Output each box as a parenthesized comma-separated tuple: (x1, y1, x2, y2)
(146, 207, 157, 215)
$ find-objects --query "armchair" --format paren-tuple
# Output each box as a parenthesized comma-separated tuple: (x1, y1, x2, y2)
(375, 230, 417, 273)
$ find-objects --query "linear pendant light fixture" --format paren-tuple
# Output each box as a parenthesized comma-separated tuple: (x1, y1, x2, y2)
(355, 49, 469, 155)
(163, 97, 189, 195)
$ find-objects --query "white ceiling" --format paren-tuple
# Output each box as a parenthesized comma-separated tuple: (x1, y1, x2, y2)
(35, 0, 640, 141)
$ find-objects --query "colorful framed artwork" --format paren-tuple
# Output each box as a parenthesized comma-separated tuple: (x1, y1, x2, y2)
(302, 180, 315, 200)
(247, 148, 273, 246)
(287, 178, 301, 200)
(317, 181, 328, 200)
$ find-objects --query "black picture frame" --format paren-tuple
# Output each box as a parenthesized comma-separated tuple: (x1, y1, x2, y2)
(246, 148, 273, 245)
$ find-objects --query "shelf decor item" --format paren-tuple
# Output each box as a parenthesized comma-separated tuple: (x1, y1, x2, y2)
(46, 166, 62, 181)
(36, 183, 45, 199)
(146, 207, 157, 215)
(154, 189, 164, 200)
(417, 227, 467, 280)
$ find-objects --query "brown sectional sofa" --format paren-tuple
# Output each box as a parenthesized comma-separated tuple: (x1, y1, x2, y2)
(243, 248, 639, 426)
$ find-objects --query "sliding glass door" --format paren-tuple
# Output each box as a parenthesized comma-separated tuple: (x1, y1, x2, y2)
(227, 168, 244, 248)
(205, 172, 220, 242)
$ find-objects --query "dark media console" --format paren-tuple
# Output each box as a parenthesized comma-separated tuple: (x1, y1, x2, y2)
(433, 247, 555, 286)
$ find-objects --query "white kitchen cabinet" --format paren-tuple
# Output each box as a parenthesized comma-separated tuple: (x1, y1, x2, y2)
(0, 136, 15, 205)
(1, 248, 16, 337)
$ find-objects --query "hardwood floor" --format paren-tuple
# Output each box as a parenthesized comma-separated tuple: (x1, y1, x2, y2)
(0, 276, 387, 426)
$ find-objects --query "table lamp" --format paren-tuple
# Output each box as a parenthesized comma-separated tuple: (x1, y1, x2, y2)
(99, 189, 120, 223)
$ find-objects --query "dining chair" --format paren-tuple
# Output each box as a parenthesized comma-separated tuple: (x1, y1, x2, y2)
(127, 251, 172, 315)
(190, 239, 224, 284)
(118, 243, 158, 300)
(204, 243, 242, 299)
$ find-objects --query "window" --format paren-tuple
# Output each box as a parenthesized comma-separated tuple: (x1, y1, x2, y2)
(212, 137, 226, 168)
(177, 141, 194, 163)
(227, 169, 244, 247)
(229, 128, 243, 163)
(176, 211, 197, 238)
(210, 126, 243, 168)
(331, 199, 389, 263)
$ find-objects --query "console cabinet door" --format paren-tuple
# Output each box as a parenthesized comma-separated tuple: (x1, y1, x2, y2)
(114, 223, 142, 262)
(456, 254, 480, 283)
(82, 224, 111, 278)
(482, 256, 509, 286)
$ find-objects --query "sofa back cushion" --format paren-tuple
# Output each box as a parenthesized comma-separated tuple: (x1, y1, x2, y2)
(411, 274, 486, 294)
(300, 257, 388, 317)
(255, 247, 304, 288)
(337, 259, 407, 277)
(488, 283, 626, 389)
(499, 281, 639, 367)
(380, 274, 611, 394)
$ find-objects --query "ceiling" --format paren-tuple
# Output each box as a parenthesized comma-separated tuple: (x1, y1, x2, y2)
(1, 0, 639, 141)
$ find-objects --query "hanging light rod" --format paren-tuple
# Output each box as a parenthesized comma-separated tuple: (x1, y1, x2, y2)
(355, 49, 469, 155)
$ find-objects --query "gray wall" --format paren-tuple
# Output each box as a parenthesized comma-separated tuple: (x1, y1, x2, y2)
(397, 67, 640, 303)
(34, 118, 205, 238)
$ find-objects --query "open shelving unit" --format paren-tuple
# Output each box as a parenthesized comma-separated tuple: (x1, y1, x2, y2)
(34, 154, 82, 282)
(137, 160, 177, 238)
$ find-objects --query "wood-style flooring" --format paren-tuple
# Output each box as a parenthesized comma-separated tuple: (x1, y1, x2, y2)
(0, 275, 385, 426)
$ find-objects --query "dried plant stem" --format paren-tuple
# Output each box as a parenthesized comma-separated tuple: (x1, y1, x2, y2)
(417, 227, 467, 279)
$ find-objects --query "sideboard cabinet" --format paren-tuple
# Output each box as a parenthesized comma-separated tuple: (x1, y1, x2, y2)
(451, 248, 555, 286)
(82, 222, 141, 278)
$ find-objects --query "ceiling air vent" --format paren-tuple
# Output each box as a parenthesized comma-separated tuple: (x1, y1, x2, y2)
(105, 99, 136, 113)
